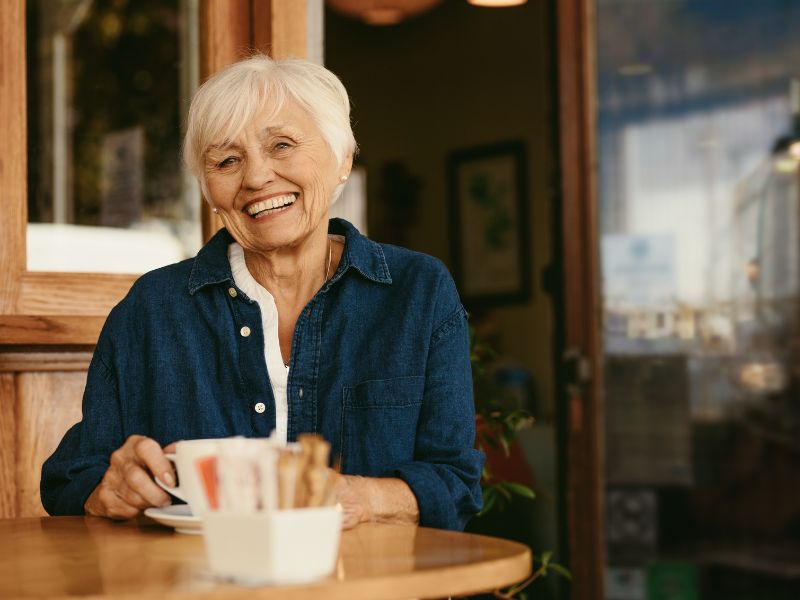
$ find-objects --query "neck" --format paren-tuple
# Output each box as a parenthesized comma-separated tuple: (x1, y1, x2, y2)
(243, 235, 330, 304)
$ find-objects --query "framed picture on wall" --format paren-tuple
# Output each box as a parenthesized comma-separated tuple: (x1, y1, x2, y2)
(447, 140, 530, 307)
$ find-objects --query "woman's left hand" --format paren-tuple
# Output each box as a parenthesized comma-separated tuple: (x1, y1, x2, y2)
(334, 474, 372, 529)
(334, 474, 420, 529)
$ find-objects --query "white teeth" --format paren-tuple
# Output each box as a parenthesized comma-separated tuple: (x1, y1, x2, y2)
(246, 194, 296, 216)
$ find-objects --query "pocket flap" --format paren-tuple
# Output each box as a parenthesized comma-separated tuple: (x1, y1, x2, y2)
(343, 376, 424, 409)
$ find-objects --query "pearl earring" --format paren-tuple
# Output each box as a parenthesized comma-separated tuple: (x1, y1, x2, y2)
(340, 175, 348, 183)
(212, 207, 219, 214)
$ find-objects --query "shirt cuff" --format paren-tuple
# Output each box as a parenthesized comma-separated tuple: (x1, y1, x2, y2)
(393, 462, 472, 531)
(42, 467, 106, 516)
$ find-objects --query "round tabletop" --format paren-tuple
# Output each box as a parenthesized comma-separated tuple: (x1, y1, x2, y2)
(0, 516, 532, 599)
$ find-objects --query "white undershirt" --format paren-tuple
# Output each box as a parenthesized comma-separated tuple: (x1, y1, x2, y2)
(227, 236, 344, 444)
(228, 242, 289, 444)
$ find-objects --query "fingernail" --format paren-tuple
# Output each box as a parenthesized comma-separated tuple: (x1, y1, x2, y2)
(162, 472, 175, 487)
(160, 498, 172, 508)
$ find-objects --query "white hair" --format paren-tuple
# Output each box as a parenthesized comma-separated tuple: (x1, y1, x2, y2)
(183, 54, 357, 198)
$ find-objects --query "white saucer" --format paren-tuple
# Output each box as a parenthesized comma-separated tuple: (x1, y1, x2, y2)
(144, 504, 203, 535)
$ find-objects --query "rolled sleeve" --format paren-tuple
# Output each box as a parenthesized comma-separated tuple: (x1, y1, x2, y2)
(40, 343, 122, 515)
(394, 305, 484, 530)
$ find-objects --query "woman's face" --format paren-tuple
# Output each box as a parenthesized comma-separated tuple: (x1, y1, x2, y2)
(203, 98, 350, 254)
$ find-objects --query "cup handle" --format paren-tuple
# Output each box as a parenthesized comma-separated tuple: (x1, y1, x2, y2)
(155, 453, 186, 502)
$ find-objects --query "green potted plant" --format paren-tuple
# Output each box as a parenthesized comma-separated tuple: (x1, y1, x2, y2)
(469, 327, 570, 599)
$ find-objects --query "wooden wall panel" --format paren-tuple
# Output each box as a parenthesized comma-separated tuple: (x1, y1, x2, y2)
(252, 0, 273, 53)
(0, 0, 26, 315)
(15, 372, 85, 517)
(17, 272, 135, 316)
(272, 0, 307, 59)
(0, 374, 17, 517)
(200, 0, 251, 74)
(0, 316, 106, 345)
(252, 0, 308, 59)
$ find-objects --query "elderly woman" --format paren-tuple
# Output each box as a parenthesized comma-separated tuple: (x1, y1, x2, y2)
(41, 55, 483, 530)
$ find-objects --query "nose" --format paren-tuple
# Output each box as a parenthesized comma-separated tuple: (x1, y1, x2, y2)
(242, 153, 276, 190)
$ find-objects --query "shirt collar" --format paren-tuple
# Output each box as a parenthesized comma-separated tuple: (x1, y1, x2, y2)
(187, 218, 391, 295)
(329, 218, 392, 285)
(188, 227, 235, 295)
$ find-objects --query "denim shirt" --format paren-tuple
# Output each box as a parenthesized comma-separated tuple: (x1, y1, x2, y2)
(41, 219, 484, 530)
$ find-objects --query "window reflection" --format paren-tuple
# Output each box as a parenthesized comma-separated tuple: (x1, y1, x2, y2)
(26, 0, 200, 273)
(598, 1, 800, 598)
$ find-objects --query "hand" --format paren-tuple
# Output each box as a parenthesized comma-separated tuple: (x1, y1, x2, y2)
(333, 474, 372, 529)
(84, 435, 176, 520)
(333, 475, 419, 530)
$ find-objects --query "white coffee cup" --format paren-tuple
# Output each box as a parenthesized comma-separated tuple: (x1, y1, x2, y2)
(156, 438, 221, 517)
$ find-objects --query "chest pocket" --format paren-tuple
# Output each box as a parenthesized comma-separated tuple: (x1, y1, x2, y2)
(340, 376, 424, 476)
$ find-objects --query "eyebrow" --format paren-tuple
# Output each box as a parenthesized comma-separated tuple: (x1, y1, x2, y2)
(205, 124, 301, 154)
(259, 123, 305, 138)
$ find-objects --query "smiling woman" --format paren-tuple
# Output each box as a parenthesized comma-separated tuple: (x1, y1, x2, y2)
(201, 97, 351, 258)
(40, 54, 485, 532)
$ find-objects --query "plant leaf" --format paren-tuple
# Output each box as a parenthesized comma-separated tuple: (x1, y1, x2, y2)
(547, 563, 572, 580)
(478, 489, 498, 516)
(503, 482, 536, 499)
(478, 496, 497, 517)
(499, 434, 511, 456)
(495, 483, 512, 500)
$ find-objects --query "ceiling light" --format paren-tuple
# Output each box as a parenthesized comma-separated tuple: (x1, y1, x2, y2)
(327, 0, 443, 25)
(467, 0, 528, 6)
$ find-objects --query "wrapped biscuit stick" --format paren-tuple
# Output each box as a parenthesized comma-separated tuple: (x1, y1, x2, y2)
(294, 434, 313, 508)
(217, 437, 261, 513)
(277, 449, 300, 509)
(256, 448, 279, 511)
(306, 437, 331, 507)
(195, 455, 219, 510)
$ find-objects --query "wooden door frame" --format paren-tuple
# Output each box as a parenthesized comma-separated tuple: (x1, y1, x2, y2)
(0, 0, 307, 346)
(555, 0, 606, 597)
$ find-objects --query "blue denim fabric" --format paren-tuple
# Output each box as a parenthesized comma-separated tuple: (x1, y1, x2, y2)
(41, 219, 484, 530)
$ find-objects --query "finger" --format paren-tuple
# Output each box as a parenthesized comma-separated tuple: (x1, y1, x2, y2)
(133, 436, 176, 487)
(114, 481, 151, 511)
(162, 441, 178, 454)
(121, 463, 171, 508)
(95, 484, 140, 520)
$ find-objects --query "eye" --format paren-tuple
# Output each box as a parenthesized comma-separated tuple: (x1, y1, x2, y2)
(273, 141, 293, 152)
(216, 156, 239, 169)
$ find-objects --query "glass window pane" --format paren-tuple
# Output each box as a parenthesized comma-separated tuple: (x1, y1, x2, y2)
(597, 2, 800, 598)
(26, 0, 200, 273)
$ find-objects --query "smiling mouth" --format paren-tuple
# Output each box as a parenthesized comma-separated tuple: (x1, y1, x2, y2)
(245, 194, 297, 218)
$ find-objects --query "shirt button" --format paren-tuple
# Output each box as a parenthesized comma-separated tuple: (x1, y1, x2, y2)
(228, 287, 238, 298)
(298, 387, 304, 399)
(240, 326, 251, 337)
(255, 402, 266, 414)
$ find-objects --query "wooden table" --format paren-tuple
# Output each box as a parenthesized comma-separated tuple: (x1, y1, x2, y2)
(0, 517, 531, 599)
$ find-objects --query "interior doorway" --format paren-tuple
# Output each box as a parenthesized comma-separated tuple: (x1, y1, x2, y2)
(325, 1, 565, 598)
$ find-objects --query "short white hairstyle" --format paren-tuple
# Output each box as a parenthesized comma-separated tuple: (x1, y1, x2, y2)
(183, 54, 357, 195)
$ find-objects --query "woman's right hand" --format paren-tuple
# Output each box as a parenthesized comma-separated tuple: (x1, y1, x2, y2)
(84, 435, 176, 519)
